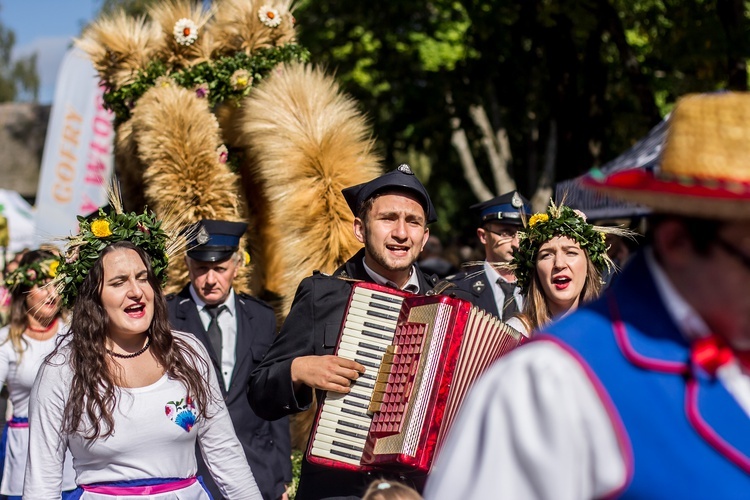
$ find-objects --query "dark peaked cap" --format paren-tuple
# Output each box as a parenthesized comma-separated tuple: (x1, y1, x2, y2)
(471, 191, 531, 226)
(342, 164, 437, 223)
(185, 219, 248, 262)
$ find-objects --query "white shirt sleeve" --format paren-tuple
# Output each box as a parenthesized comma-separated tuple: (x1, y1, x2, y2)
(187, 335, 262, 500)
(24, 353, 70, 498)
(423, 341, 628, 500)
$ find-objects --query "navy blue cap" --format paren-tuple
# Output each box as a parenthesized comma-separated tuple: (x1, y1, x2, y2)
(342, 164, 437, 223)
(470, 191, 530, 226)
(185, 219, 247, 262)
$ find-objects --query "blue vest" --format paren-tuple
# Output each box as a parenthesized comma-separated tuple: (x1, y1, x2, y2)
(542, 252, 750, 498)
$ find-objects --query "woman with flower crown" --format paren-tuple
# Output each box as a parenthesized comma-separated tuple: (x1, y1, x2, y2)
(506, 202, 627, 336)
(0, 249, 76, 499)
(23, 206, 261, 499)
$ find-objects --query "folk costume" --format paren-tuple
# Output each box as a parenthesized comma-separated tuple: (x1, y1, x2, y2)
(167, 220, 291, 500)
(448, 192, 529, 321)
(425, 92, 750, 498)
(248, 167, 438, 499)
(24, 201, 262, 499)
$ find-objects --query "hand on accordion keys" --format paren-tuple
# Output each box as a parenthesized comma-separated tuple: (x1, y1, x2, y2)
(291, 354, 367, 393)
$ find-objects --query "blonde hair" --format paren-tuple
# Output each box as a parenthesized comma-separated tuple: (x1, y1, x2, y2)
(362, 480, 422, 500)
(514, 249, 602, 333)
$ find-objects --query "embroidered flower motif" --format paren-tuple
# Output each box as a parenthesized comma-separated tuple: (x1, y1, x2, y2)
(48, 260, 59, 278)
(217, 145, 228, 164)
(230, 69, 252, 90)
(528, 213, 549, 228)
(258, 6, 282, 28)
(91, 219, 112, 238)
(194, 82, 209, 99)
(166, 397, 198, 432)
(173, 18, 199, 46)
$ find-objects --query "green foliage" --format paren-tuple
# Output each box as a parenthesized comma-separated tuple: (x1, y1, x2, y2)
(55, 208, 169, 308)
(296, 0, 750, 244)
(103, 44, 310, 124)
(4, 257, 57, 290)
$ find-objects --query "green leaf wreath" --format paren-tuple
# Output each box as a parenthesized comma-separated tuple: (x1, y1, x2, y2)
(54, 208, 169, 308)
(103, 43, 311, 124)
(512, 203, 610, 292)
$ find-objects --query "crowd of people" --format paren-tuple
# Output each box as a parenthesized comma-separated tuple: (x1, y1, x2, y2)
(0, 90, 746, 499)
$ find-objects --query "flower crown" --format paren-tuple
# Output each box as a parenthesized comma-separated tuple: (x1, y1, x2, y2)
(512, 202, 617, 291)
(4, 258, 59, 291)
(54, 208, 170, 308)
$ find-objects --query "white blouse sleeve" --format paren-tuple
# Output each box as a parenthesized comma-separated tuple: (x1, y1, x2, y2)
(423, 341, 628, 500)
(24, 354, 71, 498)
(187, 336, 262, 500)
(0, 326, 13, 386)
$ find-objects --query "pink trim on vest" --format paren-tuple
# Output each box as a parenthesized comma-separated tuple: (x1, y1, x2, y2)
(534, 334, 634, 498)
(609, 295, 687, 374)
(81, 477, 197, 495)
(6, 421, 28, 428)
(685, 379, 750, 475)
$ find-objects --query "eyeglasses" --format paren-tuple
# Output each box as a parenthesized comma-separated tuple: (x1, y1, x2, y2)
(715, 236, 750, 271)
(485, 228, 519, 239)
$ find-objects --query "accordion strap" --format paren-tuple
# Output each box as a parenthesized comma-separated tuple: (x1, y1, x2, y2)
(428, 280, 457, 296)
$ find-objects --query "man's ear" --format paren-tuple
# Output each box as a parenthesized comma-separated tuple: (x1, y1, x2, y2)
(653, 219, 695, 268)
(477, 227, 487, 245)
(353, 217, 366, 244)
(420, 227, 430, 252)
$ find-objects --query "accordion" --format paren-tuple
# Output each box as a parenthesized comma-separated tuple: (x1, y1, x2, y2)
(307, 282, 523, 474)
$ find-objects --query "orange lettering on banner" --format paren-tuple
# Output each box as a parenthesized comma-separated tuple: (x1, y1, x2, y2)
(52, 106, 83, 203)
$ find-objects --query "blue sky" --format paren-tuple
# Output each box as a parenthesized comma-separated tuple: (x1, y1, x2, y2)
(4, 1, 99, 103)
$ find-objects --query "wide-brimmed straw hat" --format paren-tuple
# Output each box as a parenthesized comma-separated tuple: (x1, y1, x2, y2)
(585, 92, 750, 219)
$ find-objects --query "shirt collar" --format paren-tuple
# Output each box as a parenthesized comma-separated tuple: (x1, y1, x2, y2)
(644, 248, 710, 341)
(362, 258, 421, 293)
(189, 285, 236, 316)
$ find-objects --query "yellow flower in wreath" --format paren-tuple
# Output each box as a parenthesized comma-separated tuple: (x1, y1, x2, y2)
(528, 213, 549, 227)
(91, 219, 113, 238)
(48, 260, 60, 278)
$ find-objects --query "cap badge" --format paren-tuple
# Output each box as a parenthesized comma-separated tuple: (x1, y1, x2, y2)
(196, 226, 210, 245)
(397, 164, 414, 175)
(511, 192, 523, 209)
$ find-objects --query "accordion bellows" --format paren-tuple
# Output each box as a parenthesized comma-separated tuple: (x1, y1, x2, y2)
(308, 282, 523, 474)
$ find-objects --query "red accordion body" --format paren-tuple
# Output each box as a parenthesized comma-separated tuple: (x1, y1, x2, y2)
(307, 282, 523, 474)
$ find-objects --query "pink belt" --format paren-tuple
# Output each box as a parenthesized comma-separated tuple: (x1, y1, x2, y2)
(81, 477, 197, 495)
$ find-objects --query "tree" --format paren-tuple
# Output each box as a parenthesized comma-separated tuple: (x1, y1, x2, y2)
(295, 0, 749, 240)
(0, 5, 39, 102)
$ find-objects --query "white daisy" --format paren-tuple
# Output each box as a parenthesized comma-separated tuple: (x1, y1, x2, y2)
(258, 5, 282, 28)
(173, 18, 199, 46)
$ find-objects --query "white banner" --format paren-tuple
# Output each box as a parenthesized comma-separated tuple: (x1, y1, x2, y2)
(34, 47, 114, 246)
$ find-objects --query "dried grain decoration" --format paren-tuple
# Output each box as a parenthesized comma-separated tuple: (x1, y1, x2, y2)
(76, 12, 163, 89)
(209, 0, 296, 56)
(130, 83, 250, 292)
(147, 0, 215, 70)
(236, 62, 382, 318)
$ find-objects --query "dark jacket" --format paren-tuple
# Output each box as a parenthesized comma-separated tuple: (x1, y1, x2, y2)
(446, 265, 501, 318)
(167, 286, 291, 500)
(248, 248, 437, 499)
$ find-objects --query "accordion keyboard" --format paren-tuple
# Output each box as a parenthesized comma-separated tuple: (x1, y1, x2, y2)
(309, 285, 407, 466)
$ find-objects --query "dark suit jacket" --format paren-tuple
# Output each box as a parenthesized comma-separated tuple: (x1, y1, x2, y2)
(168, 286, 291, 500)
(447, 265, 501, 318)
(248, 248, 437, 499)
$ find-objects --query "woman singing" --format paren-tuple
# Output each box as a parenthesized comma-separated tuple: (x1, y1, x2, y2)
(24, 207, 261, 499)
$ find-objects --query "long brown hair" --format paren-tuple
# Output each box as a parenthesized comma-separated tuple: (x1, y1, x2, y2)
(61, 241, 213, 439)
(5, 249, 63, 361)
(515, 250, 602, 333)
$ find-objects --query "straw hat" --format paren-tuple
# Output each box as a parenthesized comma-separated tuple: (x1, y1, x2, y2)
(585, 92, 750, 219)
